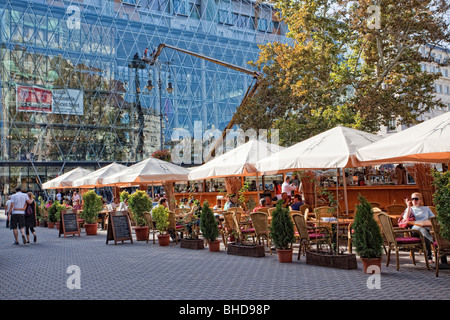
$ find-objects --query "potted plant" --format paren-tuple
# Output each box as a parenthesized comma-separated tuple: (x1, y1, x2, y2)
(433, 170, 450, 240)
(270, 200, 296, 263)
(200, 201, 220, 252)
(351, 195, 384, 273)
(120, 190, 130, 203)
(80, 190, 103, 235)
(47, 202, 64, 228)
(128, 190, 153, 241)
(152, 204, 170, 246)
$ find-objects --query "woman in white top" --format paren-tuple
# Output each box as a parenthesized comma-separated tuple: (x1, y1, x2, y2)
(403, 192, 434, 261)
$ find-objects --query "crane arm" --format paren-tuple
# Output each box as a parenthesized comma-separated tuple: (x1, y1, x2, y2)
(143, 43, 262, 162)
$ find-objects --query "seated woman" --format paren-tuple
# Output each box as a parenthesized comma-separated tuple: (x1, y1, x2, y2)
(403, 192, 435, 263)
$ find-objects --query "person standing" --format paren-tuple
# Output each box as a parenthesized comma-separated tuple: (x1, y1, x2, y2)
(72, 191, 81, 210)
(25, 192, 37, 243)
(5, 194, 12, 228)
(282, 176, 298, 196)
(10, 187, 29, 245)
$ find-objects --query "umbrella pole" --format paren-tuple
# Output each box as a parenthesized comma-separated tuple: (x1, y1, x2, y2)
(342, 168, 349, 216)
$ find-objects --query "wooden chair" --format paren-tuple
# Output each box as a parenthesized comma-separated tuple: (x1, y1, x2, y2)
(428, 206, 437, 216)
(292, 213, 331, 260)
(250, 212, 272, 254)
(231, 211, 255, 244)
(299, 204, 309, 217)
(430, 217, 450, 277)
(314, 206, 335, 219)
(386, 204, 407, 227)
(168, 211, 184, 244)
(222, 211, 236, 248)
(227, 207, 244, 222)
(267, 207, 276, 219)
(143, 211, 157, 244)
(377, 212, 430, 271)
(257, 207, 269, 214)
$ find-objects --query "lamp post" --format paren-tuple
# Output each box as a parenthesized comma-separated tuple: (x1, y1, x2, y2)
(146, 59, 173, 151)
(129, 53, 146, 159)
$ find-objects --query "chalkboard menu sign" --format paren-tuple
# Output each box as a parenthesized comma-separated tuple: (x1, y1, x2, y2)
(106, 211, 133, 245)
(59, 210, 81, 237)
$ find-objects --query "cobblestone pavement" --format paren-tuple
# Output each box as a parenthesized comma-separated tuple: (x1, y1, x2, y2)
(1, 211, 449, 302)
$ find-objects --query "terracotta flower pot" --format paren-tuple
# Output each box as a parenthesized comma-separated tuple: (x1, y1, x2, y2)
(84, 223, 98, 236)
(361, 257, 382, 274)
(134, 226, 149, 241)
(208, 240, 220, 252)
(47, 222, 55, 228)
(158, 233, 170, 246)
(55, 222, 60, 230)
(277, 249, 293, 263)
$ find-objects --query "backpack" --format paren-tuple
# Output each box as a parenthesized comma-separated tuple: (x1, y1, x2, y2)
(26, 202, 34, 216)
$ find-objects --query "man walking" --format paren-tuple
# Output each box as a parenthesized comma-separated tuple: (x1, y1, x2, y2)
(10, 187, 29, 245)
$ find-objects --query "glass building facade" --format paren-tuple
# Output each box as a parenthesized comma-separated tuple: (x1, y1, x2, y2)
(0, 0, 286, 202)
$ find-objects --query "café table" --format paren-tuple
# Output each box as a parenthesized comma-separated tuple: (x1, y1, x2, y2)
(408, 220, 432, 228)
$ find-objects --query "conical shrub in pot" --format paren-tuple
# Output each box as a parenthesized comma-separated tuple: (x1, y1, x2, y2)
(200, 201, 220, 251)
(81, 190, 103, 235)
(128, 190, 153, 241)
(352, 195, 384, 273)
(270, 200, 296, 262)
(152, 204, 170, 246)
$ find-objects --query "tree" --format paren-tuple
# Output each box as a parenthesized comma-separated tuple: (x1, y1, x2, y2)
(235, 0, 450, 145)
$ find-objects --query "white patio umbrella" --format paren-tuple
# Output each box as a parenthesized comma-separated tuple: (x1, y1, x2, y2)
(255, 126, 383, 216)
(42, 167, 93, 189)
(188, 139, 285, 180)
(72, 163, 128, 188)
(354, 111, 450, 165)
(256, 126, 382, 174)
(101, 157, 190, 186)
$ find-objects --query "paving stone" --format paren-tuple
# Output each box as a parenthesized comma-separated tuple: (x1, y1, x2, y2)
(0, 210, 449, 301)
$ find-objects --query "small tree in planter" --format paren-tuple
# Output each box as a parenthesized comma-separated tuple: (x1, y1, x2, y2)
(47, 202, 64, 228)
(120, 190, 130, 203)
(200, 201, 220, 252)
(81, 190, 103, 235)
(433, 170, 450, 240)
(352, 195, 384, 273)
(128, 190, 153, 241)
(152, 204, 170, 246)
(270, 200, 296, 263)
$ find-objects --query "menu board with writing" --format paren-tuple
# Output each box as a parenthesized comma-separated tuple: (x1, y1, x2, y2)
(106, 211, 133, 245)
(59, 210, 81, 237)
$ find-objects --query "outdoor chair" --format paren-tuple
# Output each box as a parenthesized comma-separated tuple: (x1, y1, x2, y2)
(430, 217, 450, 277)
(143, 211, 157, 244)
(222, 211, 237, 248)
(267, 207, 276, 220)
(292, 213, 331, 260)
(231, 211, 255, 244)
(168, 211, 184, 244)
(428, 206, 437, 216)
(227, 207, 244, 222)
(387, 204, 407, 227)
(377, 212, 430, 271)
(250, 212, 272, 254)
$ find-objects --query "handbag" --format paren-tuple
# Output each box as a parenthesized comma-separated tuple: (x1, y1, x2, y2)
(398, 207, 415, 228)
(25, 202, 34, 216)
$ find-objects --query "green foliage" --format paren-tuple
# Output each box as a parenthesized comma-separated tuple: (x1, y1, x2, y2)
(81, 190, 103, 224)
(128, 190, 153, 227)
(433, 171, 450, 240)
(47, 202, 65, 223)
(235, 0, 449, 145)
(269, 200, 296, 250)
(120, 190, 130, 203)
(152, 205, 169, 233)
(352, 195, 384, 259)
(200, 201, 219, 242)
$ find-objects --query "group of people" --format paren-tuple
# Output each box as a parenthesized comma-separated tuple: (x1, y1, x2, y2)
(6, 187, 38, 245)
